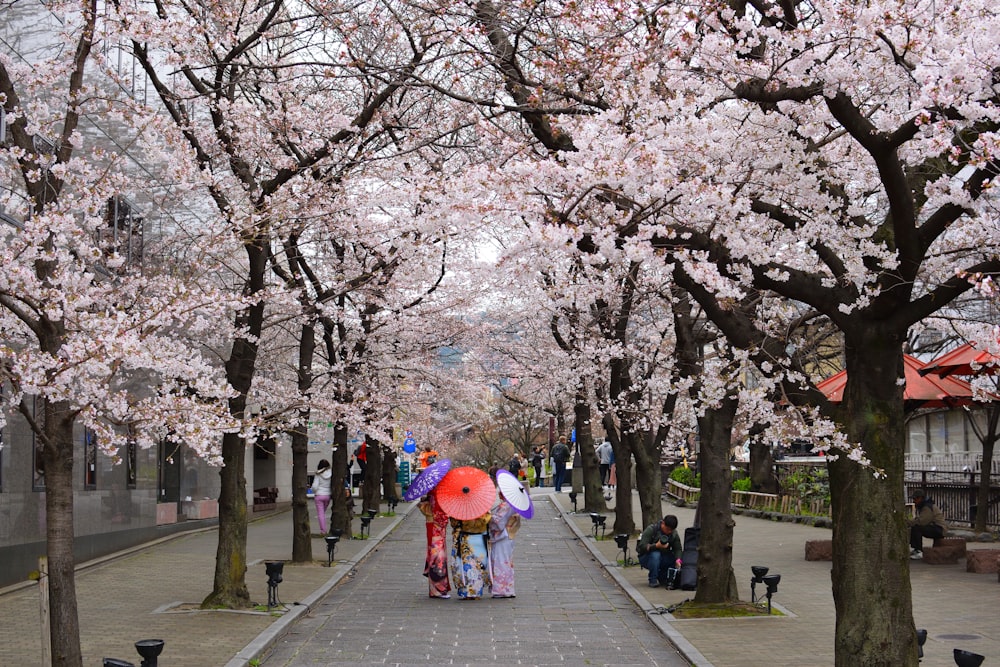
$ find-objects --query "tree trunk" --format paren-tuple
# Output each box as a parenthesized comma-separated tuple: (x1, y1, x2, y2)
(362, 435, 383, 515)
(329, 422, 352, 536)
(608, 429, 636, 535)
(290, 419, 312, 562)
(574, 391, 604, 512)
(41, 401, 83, 667)
(203, 429, 250, 608)
(973, 406, 998, 534)
(830, 334, 916, 666)
(205, 236, 266, 608)
(693, 394, 739, 603)
(749, 438, 778, 494)
(382, 446, 399, 502)
(632, 431, 662, 534)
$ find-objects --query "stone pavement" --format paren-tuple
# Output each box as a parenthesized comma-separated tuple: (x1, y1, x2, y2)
(0, 488, 996, 666)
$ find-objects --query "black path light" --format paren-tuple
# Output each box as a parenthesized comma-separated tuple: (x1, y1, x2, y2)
(103, 660, 134, 666)
(134, 639, 164, 667)
(588, 513, 607, 539)
(750, 565, 769, 604)
(614, 534, 634, 566)
(325, 528, 343, 567)
(568, 491, 578, 513)
(387, 497, 399, 514)
(953, 649, 985, 667)
(359, 514, 373, 538)
(265, 561, 284, 609)
(762, 573, 781, 614)
(916, 629, 927, 661)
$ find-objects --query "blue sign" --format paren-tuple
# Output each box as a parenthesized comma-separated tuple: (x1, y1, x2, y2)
(403, 437, 416, 454)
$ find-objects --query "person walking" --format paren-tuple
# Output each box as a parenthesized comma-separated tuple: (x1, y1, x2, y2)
(488, 468, 522, 599)
(551, 436, 571, 493)
(311, 459, 333, 534)
(449, 511, 492, 600)
(417, 490, 451, 599)
(596, 440, 613, 487)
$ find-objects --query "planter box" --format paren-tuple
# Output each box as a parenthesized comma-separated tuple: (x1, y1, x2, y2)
(181, 499, 218, 520)
(156, 503, 178, 525)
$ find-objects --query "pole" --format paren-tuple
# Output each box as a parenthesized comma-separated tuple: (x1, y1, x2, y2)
(39, 556, 51, 667)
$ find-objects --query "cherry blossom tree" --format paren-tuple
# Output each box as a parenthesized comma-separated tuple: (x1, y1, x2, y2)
(0, 2, 236, 662)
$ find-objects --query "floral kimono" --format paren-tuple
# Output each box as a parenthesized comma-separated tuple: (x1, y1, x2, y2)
(449, 513, 491, 599)
(418, 491, 451, 598)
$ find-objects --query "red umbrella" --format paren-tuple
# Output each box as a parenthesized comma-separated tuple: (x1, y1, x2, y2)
(435, 467, 496, 520)
(816, 354, 979, 410)
(920, 343, 1000, 378)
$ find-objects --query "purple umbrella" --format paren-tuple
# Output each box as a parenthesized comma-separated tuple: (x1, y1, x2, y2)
(496, 469, 534, 519)
(403, 458, 452, 502)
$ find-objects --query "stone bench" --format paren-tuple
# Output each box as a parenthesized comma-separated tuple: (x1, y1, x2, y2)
(932, 536, 967, 558)
(966, 549, 1000, 574)
(805, 539, 833, 561)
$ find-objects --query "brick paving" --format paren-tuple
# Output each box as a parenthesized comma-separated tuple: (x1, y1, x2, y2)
(1, 488, 996, 667)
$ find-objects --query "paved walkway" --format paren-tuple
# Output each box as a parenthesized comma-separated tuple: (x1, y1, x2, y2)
(0, 488, 996, 666)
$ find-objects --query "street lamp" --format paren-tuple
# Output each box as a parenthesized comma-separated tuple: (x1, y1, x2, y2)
(134, 639, 164, 667)
(762, 573, 780, 614)
(265, 561, 284, 609)
(750, 565, 769, 603)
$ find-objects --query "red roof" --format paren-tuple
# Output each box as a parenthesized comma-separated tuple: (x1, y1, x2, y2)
(920, 342, 1000, 378)
(816, 354, 979, 409)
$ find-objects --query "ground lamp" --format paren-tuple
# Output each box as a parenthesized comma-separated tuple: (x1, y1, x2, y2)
(359, 514, 373, 538)
(325, 528, 343, 567)
(589, 513, 607, 539)
(916, 629, 927, 660)
(750, 565, 769, 603)
(387, 497, 399, 514)
(265, 560, 284, 609)
(762, 573, 781, 614)
(103, 660, 134, 666)
(568, 491, 578, 513)
(134, 639, 164, 667)
(953, 649, 985, 667)
(614, 534, 633, 566)
(367, 508, 378, 519)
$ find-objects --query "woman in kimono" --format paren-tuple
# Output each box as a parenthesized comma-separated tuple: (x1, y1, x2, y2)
(418, 490, 451, 599)
(488, 478, 522, 598)
(449, 511, 491, 599)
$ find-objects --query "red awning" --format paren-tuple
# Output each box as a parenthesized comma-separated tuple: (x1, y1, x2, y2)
(919, 342, 1000, 378)
(816, 354, 979, 410)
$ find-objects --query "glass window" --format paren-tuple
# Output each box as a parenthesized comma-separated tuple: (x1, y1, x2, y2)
(945, 410, 967, 453)
(906, 414, 928, 454)
(84, 428, 97, 489)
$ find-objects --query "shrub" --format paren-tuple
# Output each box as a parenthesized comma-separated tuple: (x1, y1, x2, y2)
(732, 476, 752, 492)
(670, 466, 701, 488)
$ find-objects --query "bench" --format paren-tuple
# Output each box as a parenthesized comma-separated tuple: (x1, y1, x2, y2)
(805, 540, 832, 561)
(922, 537, 967, 564)
(966, 549, 1000, 574)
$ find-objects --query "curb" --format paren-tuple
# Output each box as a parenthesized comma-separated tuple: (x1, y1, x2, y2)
(552, 497, 714, 667)
(223, 503, 417, 667)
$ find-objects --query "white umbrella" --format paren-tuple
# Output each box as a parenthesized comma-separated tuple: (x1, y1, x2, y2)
(496, 469, 534, 519)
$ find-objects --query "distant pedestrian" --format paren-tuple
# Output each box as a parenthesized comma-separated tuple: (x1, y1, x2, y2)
(551, 436, 571, 493)
(418, 445, 440, 471)
(596, 440, 613, 486)
(531, 446, 545, 487)
(908, 489, 947, 560)
(311, 459, 333, 534)
(418, 490, 451, 599)
(450, 512, 492, 599)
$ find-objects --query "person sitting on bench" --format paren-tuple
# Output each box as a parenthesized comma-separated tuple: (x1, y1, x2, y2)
(909, 489, 947, 560)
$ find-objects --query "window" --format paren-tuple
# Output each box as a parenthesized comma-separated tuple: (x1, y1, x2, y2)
(31, 397, 44, 491)
(104, 196, 144, 272)
(84, 428, 97, 489)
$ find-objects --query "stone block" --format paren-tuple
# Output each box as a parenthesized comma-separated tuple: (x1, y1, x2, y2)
(931, 536, 967, 559)
(921, 546, 959, 564)
(155, 502, 177, 525)
(965, 549, 1000, 574)
(805, 539, 833, 561)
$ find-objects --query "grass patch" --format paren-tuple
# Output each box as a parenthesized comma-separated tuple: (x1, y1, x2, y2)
(667, 600, 783, 619)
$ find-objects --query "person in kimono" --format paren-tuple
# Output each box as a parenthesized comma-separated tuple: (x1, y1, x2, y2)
(449, 511, 491, 599)
(488, 473, 522, 599)
(417, 490, 451, 599)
